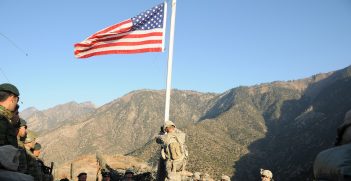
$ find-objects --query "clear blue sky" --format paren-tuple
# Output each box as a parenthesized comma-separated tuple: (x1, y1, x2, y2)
(1, 0, 350, 110)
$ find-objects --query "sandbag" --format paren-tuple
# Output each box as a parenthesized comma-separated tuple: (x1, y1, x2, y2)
(314, 143, 351, 181)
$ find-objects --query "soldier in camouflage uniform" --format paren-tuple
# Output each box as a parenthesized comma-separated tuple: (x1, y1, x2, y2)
(156, 120, 187, 181)
(24, 130, 43, 181)
(0, 83, 20, 147)
(33, 143, 54, 181)
(17, 118, 29, 174)
(121, 168, 135, 181)
(77, 172, 87, 181)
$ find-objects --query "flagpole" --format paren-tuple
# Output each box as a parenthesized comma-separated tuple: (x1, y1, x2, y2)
(164, 0, 177, 123)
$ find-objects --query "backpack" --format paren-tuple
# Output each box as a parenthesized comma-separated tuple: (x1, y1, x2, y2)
(161, 134, 188, 161)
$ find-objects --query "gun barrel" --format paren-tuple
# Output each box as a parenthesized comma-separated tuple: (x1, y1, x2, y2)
(50, 162, 54, 175)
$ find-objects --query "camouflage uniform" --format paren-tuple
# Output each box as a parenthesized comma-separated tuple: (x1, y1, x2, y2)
(156, 121, 187, 181)
(0, 106, 18, 147)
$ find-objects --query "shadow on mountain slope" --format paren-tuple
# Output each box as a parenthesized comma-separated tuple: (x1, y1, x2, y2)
(233, 76, 351, 181)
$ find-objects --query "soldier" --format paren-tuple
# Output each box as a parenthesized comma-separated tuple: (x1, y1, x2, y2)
(77, 172, 87, 181)
(156, 120, 188, 181)
(0, 83, 20, 147)
(17, 118, 28, 142)
(335, 109, 351, 146)
(101, 172, 111, 181)
(260, 169, 273, 181)
(121, 168, 135, 181)
(17, 118, 29, 173)
(32, 143, 53, 181)
(24, 130, 43, 181)
(314, 110, 351, 180)
(33, 143, 41, 158)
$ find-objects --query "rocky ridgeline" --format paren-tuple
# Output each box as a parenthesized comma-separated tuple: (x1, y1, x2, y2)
(24, 65, 351, 180)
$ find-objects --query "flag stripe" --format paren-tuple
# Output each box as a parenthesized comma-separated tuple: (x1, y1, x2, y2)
(75, 43, 162, 56)
(74, 35, 163, 50)
(74, 40, 163, 55)
(76, 48, 162, 58)
(74, 30, 163, 48)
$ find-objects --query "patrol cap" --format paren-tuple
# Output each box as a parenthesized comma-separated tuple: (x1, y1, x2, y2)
(125, 168, 134, 175)
(33, 143, 41, 151)
(24, 130, 38, 143)
(77, 172, 87, 177)
(260, 169, 273, 179)
(164, 120, 176, 129)
(19, 118, 27, 128)
(0, 83, 20, 96)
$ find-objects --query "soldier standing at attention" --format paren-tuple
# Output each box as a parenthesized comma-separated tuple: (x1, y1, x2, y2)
(0, 83, 20, 147)
(156, 120, 188, 181)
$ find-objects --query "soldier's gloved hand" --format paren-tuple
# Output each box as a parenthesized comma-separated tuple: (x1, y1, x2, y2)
(159, 126, 165, 135)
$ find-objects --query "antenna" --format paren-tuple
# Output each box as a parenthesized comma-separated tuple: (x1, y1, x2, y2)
(0, 32, 28, 56)
(0, 67, 10, 82)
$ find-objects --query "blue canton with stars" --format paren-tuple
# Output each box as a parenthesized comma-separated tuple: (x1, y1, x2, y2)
(131, 3, 164, 31)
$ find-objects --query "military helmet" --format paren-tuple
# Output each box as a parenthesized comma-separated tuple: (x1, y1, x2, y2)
(0, 83, 20, 96)
(163, 120, 176, 129)
(24, 130, 38, 143)
(125, 168, 134, 175)
(19, 118, 27, 128)
(33, 143, 41, 151)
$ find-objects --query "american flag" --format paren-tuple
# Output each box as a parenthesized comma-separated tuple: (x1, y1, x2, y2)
(74, 2, 166, 58)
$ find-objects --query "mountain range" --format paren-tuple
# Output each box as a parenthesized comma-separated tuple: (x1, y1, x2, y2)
(21, 65, 351, 180)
